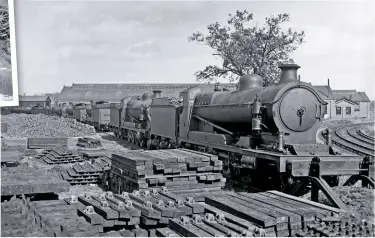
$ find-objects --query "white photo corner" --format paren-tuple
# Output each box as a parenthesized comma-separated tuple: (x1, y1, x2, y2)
(0, 0, 18, 107)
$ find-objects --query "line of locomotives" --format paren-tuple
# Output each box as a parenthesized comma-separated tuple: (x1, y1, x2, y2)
(12, 64, 374, 209)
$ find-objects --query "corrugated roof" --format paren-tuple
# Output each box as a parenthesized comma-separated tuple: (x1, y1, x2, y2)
(332, 90, 371, 102)
(313, 85, 334, 100)
(19, 95, 50, 102)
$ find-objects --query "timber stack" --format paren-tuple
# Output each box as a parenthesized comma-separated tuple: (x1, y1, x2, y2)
(76, 137, 102, 148)
(3, 188, 367, 237)
(59, 160, 110, 185)
(80, 151, 110, 164)
(109, 149, 225, 193)
(1, 167, 70, 196)
(27, 137, 68, 149)
(1, 197, 42, 237)
(34, 147, 85, 164)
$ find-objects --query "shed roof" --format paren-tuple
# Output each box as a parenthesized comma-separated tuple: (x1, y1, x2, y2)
(313, 85, 334, 100)
(332, 90, 371, 102)
(19, 95, 50, 102)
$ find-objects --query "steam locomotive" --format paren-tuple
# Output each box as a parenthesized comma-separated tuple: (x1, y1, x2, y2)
(6, 64, 371, 205)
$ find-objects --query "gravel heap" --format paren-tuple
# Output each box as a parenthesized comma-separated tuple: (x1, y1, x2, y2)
(332, 186, 375, 221)
(1, 114, 96, 138)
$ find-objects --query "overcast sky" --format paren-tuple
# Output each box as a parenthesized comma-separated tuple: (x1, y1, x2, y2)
(15, 0, 374, 99)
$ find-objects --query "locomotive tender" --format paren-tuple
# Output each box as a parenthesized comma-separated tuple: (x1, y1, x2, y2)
(10, 63, 371, 209)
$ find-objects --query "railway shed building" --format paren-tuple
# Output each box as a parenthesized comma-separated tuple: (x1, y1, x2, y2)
(19, 95, 52, 108)
(314, 79, 371, 119)
(331, 90, 371, 119)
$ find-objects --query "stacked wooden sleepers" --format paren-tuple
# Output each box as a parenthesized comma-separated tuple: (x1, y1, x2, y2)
(2, 188, 352, 237)
(26, 198, 100, 237)
(64, 188, 205, 231)
(110, 149, 225, 193)
(76, 137, 102, 148)
(184, 190, 346, 237)
(59, 160, 110, 185)
(27, 137, 68, 149)
(1, 196, 42, 237)
(34, 147, 85, 164)
(81, 150, 109, 161)
(1, 167, 70, 196)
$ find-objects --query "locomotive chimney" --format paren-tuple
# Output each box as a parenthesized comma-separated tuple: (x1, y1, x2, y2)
(278, 64, 300, 84)
(153, 90, 162, 98)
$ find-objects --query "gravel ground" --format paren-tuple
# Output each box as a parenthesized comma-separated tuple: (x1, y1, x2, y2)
(1, 114, 96, 138)
(332, 186, 375, 221)
(322, 118, 374, 129)
(301, 179, 375, 222)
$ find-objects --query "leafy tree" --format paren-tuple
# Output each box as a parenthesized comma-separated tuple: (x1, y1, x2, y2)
(0, 3, 10, 69)
(189, 11, 305, 86)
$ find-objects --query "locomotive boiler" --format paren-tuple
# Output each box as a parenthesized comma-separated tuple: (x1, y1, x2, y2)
(66, 106, 74, 116)
(191, 64, 327, 148)
(51, 106, 62, 116)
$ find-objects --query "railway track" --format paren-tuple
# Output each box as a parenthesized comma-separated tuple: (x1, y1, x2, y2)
(347, 126, 375, 146)
(324, 122, 374, 158)
(357, 128, 375, 142)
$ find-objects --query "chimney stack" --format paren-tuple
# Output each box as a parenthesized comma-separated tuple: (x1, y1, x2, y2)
(278, 64, 300, 84)
(328, 78, 330, 86)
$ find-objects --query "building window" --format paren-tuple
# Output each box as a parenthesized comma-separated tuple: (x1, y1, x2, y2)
(336, 106, 341, 115)
(354, 105, 360, 111)
(324, 105, 328, 114)
(346, 107, 351, 115)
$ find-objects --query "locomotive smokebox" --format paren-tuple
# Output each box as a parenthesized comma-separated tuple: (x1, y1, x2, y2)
(278, 63, 300, 84)
(153, 90, 162, 98)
